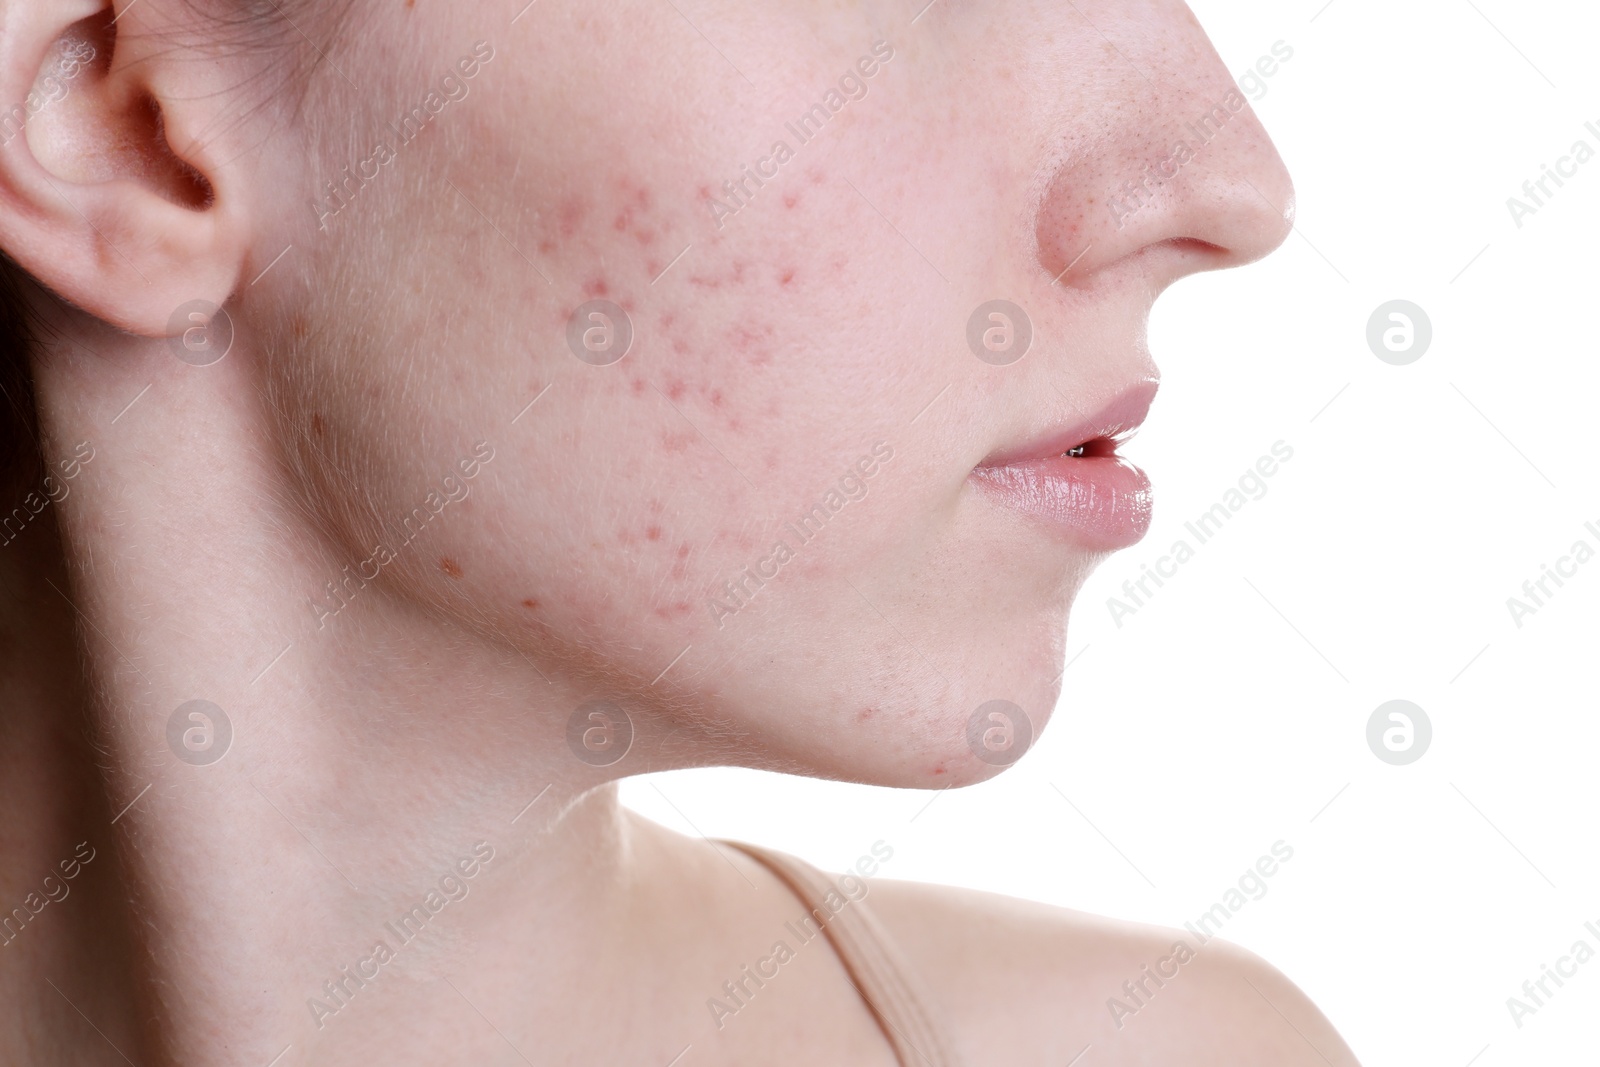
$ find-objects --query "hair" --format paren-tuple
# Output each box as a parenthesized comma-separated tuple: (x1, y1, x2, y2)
(0, 0, 357, 498)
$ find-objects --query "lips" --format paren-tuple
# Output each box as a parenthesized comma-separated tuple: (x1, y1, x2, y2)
(969, 380, 1157, 550)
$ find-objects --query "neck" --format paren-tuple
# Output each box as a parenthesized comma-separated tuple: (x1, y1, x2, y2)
(0, 329, 701, 1065)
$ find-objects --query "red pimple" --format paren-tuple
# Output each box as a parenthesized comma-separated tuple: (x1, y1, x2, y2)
(666, 380, 686, 401)
(439, 557, 463, 579)
(646, 525, 662, 541)
(779, 269, 795, 285)
(584, 277, 609, 298)
(783, 194, 799, 209)
(521, 597, 539, 610)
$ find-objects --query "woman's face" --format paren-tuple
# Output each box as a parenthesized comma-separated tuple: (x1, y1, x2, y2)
(258, 0, 1291, 786)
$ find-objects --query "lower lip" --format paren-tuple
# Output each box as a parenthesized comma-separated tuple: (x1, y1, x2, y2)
(970, 455, 1153, 550)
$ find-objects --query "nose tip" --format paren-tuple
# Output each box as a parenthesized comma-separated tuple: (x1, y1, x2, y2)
(1035, 86, 1295, 288)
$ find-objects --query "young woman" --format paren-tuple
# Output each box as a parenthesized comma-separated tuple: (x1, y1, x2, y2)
(0, 0, 1358, 1062)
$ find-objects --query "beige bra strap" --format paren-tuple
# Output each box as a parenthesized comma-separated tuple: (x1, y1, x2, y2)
(719, 840, 965, 1067)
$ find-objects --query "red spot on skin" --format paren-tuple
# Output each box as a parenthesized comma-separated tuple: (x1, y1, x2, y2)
(311, 413, 325, 437)
(710, 390, 724, 408)
(649, 499, 665, 515)
(585, 277, 609, 298)
(677, 544, 690, 558)
(521, 598, 539, 610)
(666, 380, 686, 401)
(635, 229, 657, 246)
(440, 557, 463, 579)
(858, 707, 876, 722)
(646, 525, 662, 541)
(291, 314, 309, 340)
(688, 274, 720, 290)
(809, 170, 826, 185)
(783, 194, 799, 209)
(661, 431, 695, 454)
(660, 312, 675, 329)
(732, 261, 747, 283)
(932, 763, 947, 776)
(558, 196, 586, 239)
(539, 240, 555, 255)
(779, 269, 795, 285)
(631, 377, 647, 396)
(697, 184, 712, 201)
(673, 339, 689, 355)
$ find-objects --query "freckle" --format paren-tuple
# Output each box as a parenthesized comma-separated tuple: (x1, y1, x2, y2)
(311, 413, 325, 437)
(585, 277, 609, 298)
(440, 557, 463, 579)
(779, 269, 795, 285)
(783, 194, 798, 209)
(521, 597, 539, 610)
(646, 525, 662, 541)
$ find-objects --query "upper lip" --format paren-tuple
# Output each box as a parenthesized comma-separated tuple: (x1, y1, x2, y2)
(974, 378, 1160, 469)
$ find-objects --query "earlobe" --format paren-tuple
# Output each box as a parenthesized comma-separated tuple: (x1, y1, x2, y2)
(0, 0, 248, 339)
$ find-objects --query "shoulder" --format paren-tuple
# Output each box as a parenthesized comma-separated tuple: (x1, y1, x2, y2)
(861, 876, 1360, 1067)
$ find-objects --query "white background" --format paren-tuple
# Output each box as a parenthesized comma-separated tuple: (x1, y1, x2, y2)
(624, 2, 1600, 1063)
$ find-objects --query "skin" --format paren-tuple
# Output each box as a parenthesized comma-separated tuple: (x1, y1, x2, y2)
(0, 0, 1358, 1063)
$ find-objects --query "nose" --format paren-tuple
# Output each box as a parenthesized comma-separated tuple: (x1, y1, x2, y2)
(1033, 24, 1295, 291)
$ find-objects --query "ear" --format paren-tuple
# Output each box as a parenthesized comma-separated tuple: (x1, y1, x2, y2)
(0, 0, 249, 337)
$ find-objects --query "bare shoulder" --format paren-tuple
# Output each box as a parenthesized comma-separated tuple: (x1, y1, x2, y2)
(863, 877, 1360, 1067)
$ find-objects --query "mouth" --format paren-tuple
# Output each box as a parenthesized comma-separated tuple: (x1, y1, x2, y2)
(969, 380, 1158, 551)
